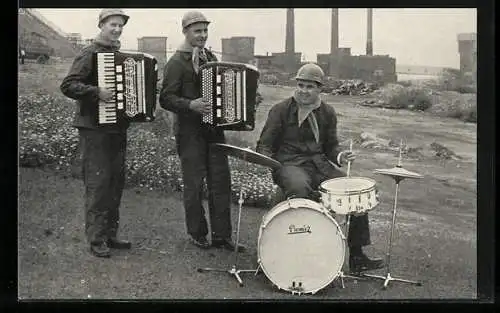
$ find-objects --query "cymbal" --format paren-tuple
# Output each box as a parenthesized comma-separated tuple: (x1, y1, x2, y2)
(373, 166, 423, 179)
(212, 143, 282, 170)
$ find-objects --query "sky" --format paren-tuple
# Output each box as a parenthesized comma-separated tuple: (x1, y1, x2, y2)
(35, 8, 476, 68)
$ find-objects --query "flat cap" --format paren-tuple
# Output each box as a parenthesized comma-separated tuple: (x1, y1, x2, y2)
(181, 11, 210, 29)
(98, 9, 130, 27)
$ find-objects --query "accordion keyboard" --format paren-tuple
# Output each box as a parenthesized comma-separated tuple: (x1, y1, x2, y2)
(97, 53, 117, 124)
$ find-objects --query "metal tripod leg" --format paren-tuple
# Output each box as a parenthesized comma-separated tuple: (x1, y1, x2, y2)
(362, 272, 422, 289)
(360, 179, 422, 289)
(197, 170, 258, 286)
(335, 213, 366, 289)
(338, 270, 366, 289)
(197, 265, 258, 286)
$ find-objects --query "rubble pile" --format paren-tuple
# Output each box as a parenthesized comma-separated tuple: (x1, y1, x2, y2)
(355, 132, 462, 161)
(329, 80, 379, 96)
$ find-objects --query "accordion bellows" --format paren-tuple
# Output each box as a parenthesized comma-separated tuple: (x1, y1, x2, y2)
(94, 51, 158, 126)
(200, 61, 260, 131)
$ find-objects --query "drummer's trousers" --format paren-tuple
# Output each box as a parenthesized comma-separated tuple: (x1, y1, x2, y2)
(175, 127, 232, 240)
(273, 161, 371, 248)
(79, 129, 127, 245)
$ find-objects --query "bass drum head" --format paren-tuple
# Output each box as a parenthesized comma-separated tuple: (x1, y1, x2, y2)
(258, 199, 345, 294)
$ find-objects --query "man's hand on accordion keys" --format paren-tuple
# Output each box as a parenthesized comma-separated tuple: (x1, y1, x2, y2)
(189, 97, 212, 115)
(98, 87, 115, 102)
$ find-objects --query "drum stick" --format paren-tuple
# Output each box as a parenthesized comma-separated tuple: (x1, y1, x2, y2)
(347, 139, 353, 177)
(397, 139, 403, 167)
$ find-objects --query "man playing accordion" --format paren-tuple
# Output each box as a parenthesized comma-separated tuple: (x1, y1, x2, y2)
(160, 11, 262, 252)
(60, 9, 133, 258)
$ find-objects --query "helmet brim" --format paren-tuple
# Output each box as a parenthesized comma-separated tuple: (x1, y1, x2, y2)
(295, 77, 322, 86)
(183, 20, 211, 30)
(98, 14, 130, 28)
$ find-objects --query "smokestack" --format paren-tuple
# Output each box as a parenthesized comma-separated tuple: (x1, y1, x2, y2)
(330, 8, 339, 55)
(366, 8, 373, 56)
(329, 8, 339, 77)
(285, 8, 295, 73)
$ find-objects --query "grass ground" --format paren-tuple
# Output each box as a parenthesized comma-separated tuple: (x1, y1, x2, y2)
(18, 61, 477, 300)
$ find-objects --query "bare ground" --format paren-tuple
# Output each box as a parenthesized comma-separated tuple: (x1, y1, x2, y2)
(18, 63, 477, 300)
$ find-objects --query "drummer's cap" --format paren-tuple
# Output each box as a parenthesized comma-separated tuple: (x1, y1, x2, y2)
(295, 63, 324, 86)
(182, 11, 210, 30)
(98, 9, 129, 27)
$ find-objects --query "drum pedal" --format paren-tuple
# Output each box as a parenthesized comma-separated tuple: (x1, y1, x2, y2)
(338, 271, 365, 289)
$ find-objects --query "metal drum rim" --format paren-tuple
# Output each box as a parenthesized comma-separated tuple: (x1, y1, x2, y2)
(319, 176, 377, 195)
(257, 199, 346, 294)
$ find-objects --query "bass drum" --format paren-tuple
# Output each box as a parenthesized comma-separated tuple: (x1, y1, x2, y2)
(257, 198, 346, 295)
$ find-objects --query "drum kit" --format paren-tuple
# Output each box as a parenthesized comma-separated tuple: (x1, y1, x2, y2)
(197, 139, 424, 295)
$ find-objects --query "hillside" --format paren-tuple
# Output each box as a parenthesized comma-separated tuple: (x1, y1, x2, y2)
(18, 9, 78, 59)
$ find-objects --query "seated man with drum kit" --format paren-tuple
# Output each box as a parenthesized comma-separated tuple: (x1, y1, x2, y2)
(256, 63, 384, 273)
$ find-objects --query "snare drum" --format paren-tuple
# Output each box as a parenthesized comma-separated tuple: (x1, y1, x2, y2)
(318, 177, 379, 215)
(257, 198, 346, 295)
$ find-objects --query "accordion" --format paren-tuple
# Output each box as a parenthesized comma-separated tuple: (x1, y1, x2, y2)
(200, 61, 260, 131)
(94, 51, 158, 126)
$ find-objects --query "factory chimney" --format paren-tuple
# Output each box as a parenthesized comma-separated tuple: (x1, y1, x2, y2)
(329, 8, 339, 77)
(366, 8, 373, 56)
(285, 8, 295, 73)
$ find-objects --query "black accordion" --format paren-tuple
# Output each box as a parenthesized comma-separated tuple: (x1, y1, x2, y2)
(93, 51, 158, 126)
(200, 61, 260, 131)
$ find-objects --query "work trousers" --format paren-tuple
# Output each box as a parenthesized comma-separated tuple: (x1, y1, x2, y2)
(175, 128, 232, 239)
(79, 129, 127, 244)
(273, 160, 371, 248)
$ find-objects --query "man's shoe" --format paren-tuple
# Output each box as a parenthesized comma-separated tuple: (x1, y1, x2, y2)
(189, 236, 210, 249)
(107, 238, 132, 250)
(90, 242, 111, 258)
(349, 254, 384, 273)
(212, 237, 246, 252)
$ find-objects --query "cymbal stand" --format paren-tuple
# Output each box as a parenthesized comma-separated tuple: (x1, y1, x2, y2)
(197, 147, 258, 286)
(361, 140, 422, 288)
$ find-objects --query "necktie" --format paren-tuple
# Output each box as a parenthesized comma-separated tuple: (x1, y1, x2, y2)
(306, 112, 320, 144)
(192, 47, 208, 74)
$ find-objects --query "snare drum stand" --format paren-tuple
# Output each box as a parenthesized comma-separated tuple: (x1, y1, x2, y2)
(337, 213, 366, 288)
(360, 173, 422, 289)
(197, 151, 258, 287)
(334, 147, 366, 288)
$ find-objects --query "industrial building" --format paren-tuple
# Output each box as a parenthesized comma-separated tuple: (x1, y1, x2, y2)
(216, 9, 397, 83)
(251, 9, 397, 83)
(317, 51, 396, 83)
(317, 8, 397, 83)
(221, 36, 255, 63)
(137, 36, 168, 68)
(457, 33, 477, 81)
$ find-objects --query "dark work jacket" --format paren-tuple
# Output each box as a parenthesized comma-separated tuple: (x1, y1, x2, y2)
(256, 96, 343, 169)
(159, 49, 218, 136)
(60, 42, 128, 133)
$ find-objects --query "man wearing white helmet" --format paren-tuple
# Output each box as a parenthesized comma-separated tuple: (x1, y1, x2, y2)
(256, 63, 384, 273)
(159, 11, 245, 252)
(60, 9, 132, 258)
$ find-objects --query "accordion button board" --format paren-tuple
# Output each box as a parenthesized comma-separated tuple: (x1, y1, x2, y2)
(200, 61, 260, 131)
